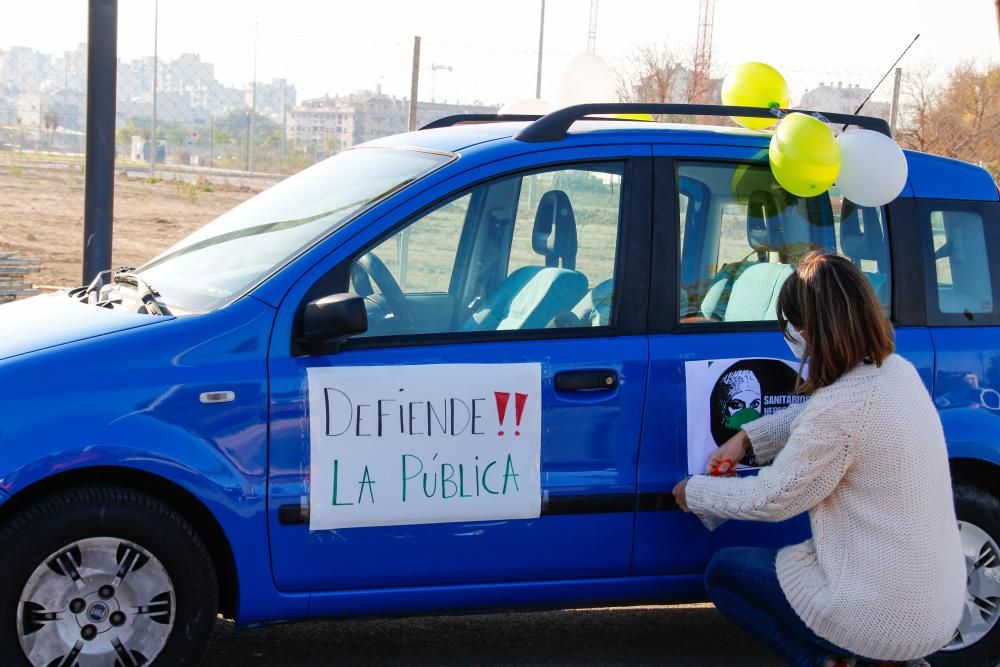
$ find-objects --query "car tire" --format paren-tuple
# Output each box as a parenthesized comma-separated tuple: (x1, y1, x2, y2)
(930, 483, 1000, 667)
(0, 485, 219, 666)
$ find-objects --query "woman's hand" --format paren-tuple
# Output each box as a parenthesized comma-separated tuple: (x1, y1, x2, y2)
(672, 478, 690, 512)
(706, 430, 750, 476)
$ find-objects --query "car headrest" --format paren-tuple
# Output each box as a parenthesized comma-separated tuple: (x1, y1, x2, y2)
(840, 201, 885, 263)
(532, 190, 578, 270)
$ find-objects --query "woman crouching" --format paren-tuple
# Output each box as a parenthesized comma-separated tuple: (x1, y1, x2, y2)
(672, 252, 965, 666)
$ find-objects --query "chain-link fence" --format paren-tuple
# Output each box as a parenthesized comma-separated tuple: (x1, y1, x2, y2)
(0, 6, 997, 294)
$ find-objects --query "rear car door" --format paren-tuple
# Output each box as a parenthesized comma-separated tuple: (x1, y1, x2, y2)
(267, 148, 654, 593)
(918, 199, 1000, 458)
(632, 147, 934, 576)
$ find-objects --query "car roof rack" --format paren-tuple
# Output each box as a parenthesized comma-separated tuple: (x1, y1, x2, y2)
(420, 103, 892, 143)
(420, 114, 544, 130)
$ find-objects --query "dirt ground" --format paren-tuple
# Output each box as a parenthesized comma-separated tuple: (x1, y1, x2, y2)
(0, 156, 264, 289)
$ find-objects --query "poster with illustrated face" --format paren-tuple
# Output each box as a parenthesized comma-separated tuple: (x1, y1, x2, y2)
(307, 363, 542, 531)
(685, 358, 805, 475)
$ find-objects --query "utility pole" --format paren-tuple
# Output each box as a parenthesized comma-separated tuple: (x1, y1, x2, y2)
(535, 0, 546, 98)
(248, 22, 258, 175)
(208, 113, 214, 171)
(408, 36, 421, 131)
(281, 79, 287, 168)
(82, 0, 118, 283)
(150, 0, 158, 178)
(889, 67, 903, 135)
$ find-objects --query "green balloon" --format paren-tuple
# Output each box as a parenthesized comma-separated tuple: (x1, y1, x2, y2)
(730, 157, 794, 215)
(768, 113, 841, 197)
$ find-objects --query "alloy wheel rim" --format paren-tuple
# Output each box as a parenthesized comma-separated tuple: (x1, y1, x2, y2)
(17, 536, 175, 666)
(944, 520, 1000, 651)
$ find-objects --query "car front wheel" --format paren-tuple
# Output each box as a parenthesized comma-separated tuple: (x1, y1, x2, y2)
(0, 485, 218, 666)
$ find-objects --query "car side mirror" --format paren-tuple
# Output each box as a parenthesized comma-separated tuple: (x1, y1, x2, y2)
(301, 293, 368, 353)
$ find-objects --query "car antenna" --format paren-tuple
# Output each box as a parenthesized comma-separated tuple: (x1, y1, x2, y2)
(841, 33, 920, 133)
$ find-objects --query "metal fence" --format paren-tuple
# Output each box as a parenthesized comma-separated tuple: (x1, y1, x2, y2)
(0, 5, 997, 295)
(0, 254, 40, 303)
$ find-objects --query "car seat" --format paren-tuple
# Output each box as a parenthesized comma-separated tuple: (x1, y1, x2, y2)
(723, 263, 794, 321)
(463, 190, 588, 331)
(569, 278, 613, 326)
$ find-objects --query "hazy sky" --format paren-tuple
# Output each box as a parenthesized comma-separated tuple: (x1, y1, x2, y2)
(2, 0, 998, 105)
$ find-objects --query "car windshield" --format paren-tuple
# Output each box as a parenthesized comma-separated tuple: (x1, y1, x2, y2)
(136, 147, 452, 313)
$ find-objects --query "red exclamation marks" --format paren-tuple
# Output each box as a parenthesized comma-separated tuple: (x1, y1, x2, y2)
(514, 393, 528, 436)
(494, 391, 510, 436)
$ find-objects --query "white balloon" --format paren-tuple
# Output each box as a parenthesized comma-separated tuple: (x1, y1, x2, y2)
(498, 98, 554, 115)
(835, 129, 908, 207)
(555, 53, 619, 107)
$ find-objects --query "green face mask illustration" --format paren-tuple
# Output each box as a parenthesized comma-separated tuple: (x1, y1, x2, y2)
(725, 407, 761, 431)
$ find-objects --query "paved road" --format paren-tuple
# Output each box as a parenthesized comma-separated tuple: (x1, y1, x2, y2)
(203, 603, 781, 666)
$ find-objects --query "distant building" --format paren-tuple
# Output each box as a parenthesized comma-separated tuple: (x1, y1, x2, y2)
(52, 43, 87, 94)
(627, 64, 723, 105)
(245, 78, 297, 120)
(289, 90, 497, 152)
(0, 46, 50, 95)
(13, 88, 85, 132)
(798, 82, 890, 120)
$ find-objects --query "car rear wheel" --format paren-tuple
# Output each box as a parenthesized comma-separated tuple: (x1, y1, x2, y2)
(932, 484, 1000, 667)
(0, 485, 218, 666)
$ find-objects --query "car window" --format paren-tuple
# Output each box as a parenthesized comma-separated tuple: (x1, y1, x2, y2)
(138, 147, 450, 312)
(509, 168, 622, 281)
(928, 208, 993, 317)
(366, 193, 470, 293)
(348, 162, 625, 338)
(676, 161, 891, 325)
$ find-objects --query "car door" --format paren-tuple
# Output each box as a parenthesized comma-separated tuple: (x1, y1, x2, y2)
(632, 148, 934, 576)
(267, 148, 653, 594)
(918, 199, 1000, 460)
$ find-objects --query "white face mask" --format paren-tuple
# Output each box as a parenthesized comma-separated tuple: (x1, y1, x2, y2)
(785, 325, 807, 360)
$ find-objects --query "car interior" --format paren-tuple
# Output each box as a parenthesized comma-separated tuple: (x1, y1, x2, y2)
(678, 162, 892, 324)
(342, 164, 623, 339)
(931, 209, 994, 315)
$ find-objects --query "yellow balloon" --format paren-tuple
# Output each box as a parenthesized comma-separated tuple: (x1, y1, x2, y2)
(722, 62, 790, 130)
(613, 113, 655, 121)
(768, 113, 841, 197)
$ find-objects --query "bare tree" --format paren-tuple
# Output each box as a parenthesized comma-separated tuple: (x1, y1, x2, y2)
(898, 62, 1000, 178)
(897, 67, 940, 153)
(617, 43, 689, 104)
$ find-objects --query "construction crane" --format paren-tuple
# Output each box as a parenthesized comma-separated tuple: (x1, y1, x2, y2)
(691, 0, 716, 103)
(587, 0, 598, 52)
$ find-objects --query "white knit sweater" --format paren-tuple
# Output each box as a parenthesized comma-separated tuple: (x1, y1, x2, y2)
(686, 354, 966, 661)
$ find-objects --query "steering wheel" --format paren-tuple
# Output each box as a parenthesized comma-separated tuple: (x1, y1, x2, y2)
(352, 252, 416, 333)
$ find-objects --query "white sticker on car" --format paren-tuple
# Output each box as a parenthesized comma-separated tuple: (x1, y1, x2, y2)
(685, 357, 805, 474)
(307, 363, 542, 531)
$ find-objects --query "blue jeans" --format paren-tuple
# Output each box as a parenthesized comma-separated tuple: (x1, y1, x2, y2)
(706, 547, 863, 667)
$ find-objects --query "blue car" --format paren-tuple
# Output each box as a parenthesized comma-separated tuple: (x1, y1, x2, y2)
(1, 104, 998, 666)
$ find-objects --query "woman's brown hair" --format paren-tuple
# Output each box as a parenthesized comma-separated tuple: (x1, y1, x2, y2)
(776, 252, 895, 394)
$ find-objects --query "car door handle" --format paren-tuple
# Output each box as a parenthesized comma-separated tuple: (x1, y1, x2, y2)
(554, 369, 618, 392)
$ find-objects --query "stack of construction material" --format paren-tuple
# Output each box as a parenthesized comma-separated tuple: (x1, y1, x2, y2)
(0, 253, 40, 303)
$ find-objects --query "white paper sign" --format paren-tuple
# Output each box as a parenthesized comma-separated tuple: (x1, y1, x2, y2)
(685, 357, 805, 475)
(308, 363, 542, 530)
